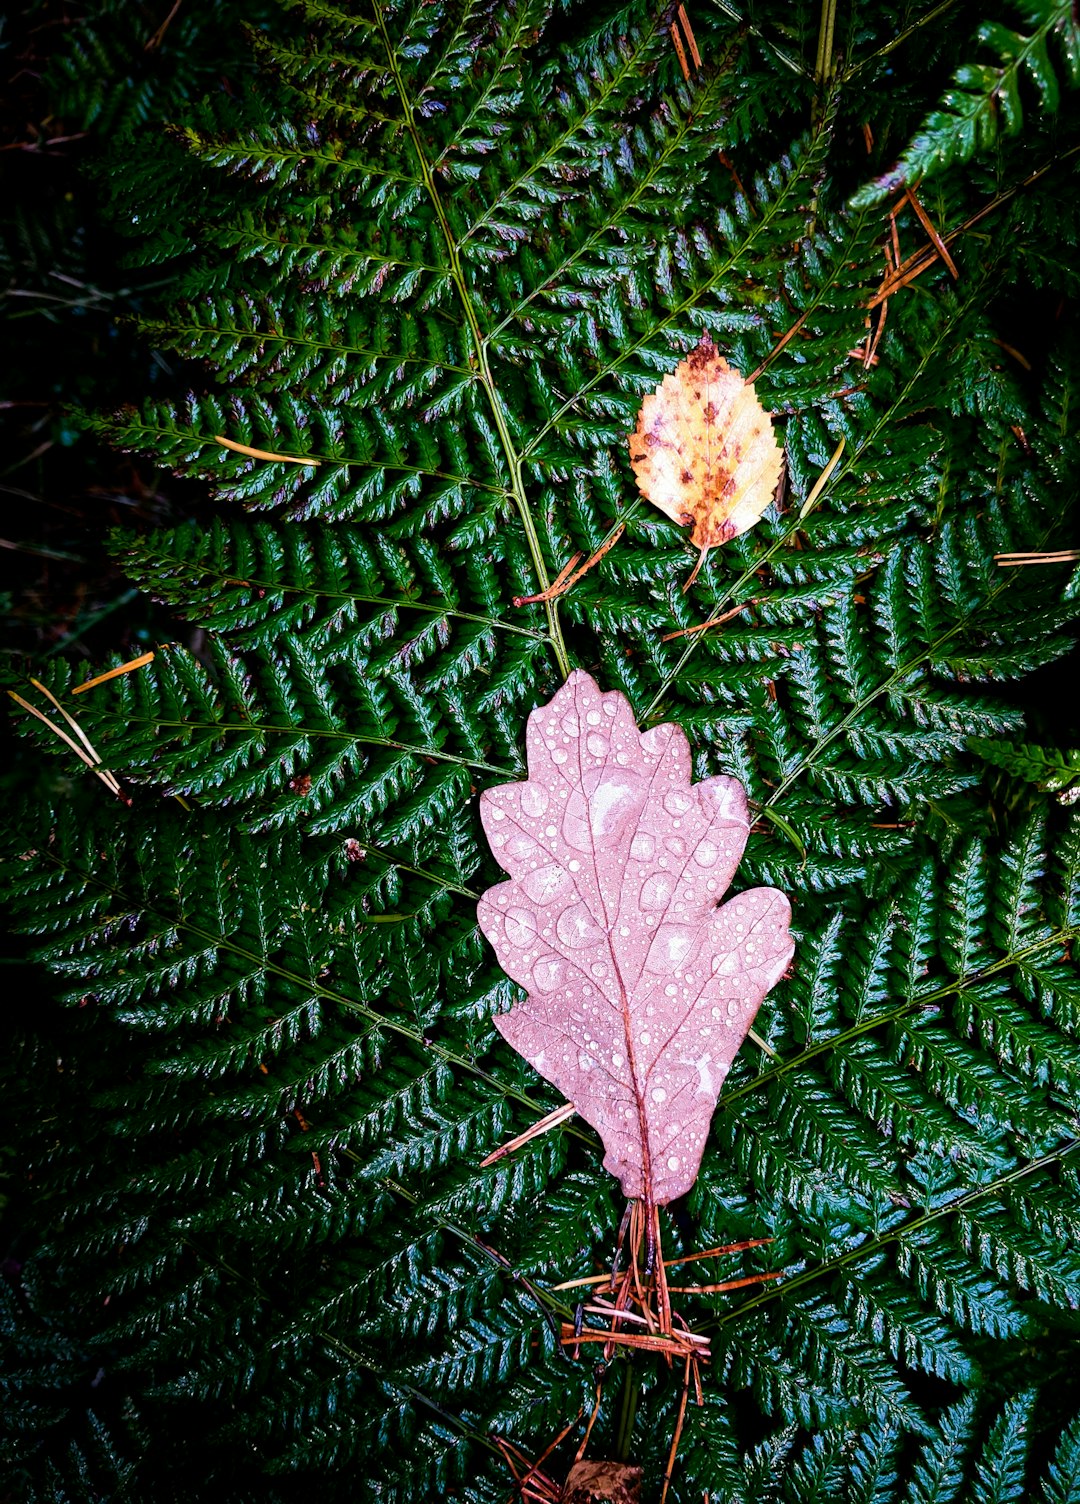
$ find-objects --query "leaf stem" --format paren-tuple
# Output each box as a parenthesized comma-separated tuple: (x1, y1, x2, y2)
(708, 1, 808, 76)
(114, 717, 519, 778)
(709, 1138, 1080, 1328)
(813, 0, 838, 90)
(373, 1, 570, 680)
(522, 92, 848, 480)
(138, 558, 547, 640)
(720, 923, 1079, 1105)
(644, 269, 999, 733)
(612, 1360, 642, 1462)
(27, 836, 559, 1120)
(180, 1234, 505, 1458)
(358, 839, 480, 901)
(843, 0, 963, 78)
(764, 572, 1030, 810)
(380, 1177, 577, 1326)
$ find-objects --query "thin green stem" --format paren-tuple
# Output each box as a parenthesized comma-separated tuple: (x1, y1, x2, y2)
(29, 838, 551, 1119)
(155, 317, 475, 376)
(183, 129, 421, 186)
(380, 1176, 577, 1326)
(643, 272, 975, 724)
(116, 718, 518, 778)
(132, 557, 547, 640)
(814, 0, 838, 88)
(709, 1, 808, 76)
(131, 409, 507, 494)
(719, 925, 1079, 1107)
(843, 0, 963, 79)
(359, 839, 480, 901)
(522, 159, 821, 465)
(709, 1139, 1080, 1329)
(373, 1, 570, 680)
(762, 562, 1016, 809)
(613, 1362, 641, 1463)
(460, 20, 659, 245)
(432, 5, 538, 172)
(489, 62, 733, 343)
(181, 1234, 504, 1458)
(220, 222, 447, 277)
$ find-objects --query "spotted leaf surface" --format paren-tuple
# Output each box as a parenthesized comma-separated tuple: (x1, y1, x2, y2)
(478, 671, 793, 1204)
(628, 335, 783, 554)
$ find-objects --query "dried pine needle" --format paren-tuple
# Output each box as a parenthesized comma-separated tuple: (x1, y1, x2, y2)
(7, 691, 122, 797)
(799, 437, 846, 519)
(905, 188, 958, 280)
(669, 21, 691, 81)
(677, 5, 702, 67)
(72, 651, 155, 695)
(747, 1027, 778, 1058)
(994, 550, 1079, 566)
(30, 677, 102, 763)
(479, 1101, 577, 1166)
(215, 435, 320, 465)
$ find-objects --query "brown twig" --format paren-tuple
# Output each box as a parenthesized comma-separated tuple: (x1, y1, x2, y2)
(551, 1207, 781, 1500)
(670, 4, 702, 81)
(145, 0, 183, 49)
(494, 1435, 562, 1502)
(747, 306, 812, 384)
(514, 1409, 582, 1497)
(571, 1382, 605, 1467)
(609, 1200, 634, 1296)
(650, 1200, 673, 1337)
(670, 21, 691, 81)
(628, 1201, 659, 1337)
(663, 1238, 774, 1269)
(678, 5, 702, 67)
(993, 339, 1032, 372)
(864, 245, 893, 368)
(682, 544, 709, 593)
(559, 1327, 707, 1355)
(0, 133, 90, 152)
(666, 1272, 783, 1294)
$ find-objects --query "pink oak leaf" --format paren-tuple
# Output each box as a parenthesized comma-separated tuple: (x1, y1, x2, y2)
(477, 670, 793, 1205)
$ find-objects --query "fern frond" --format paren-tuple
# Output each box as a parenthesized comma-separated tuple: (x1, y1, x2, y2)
(6, 1, 1080, 1499)
(852, 1, 1080, 206)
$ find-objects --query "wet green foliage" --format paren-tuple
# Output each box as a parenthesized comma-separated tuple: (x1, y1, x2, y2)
(3, 1, 1080, 1499)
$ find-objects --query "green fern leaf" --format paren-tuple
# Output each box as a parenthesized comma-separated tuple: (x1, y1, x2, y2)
(852, 1, 1080, 206)
(6, 2, 1080, 1499)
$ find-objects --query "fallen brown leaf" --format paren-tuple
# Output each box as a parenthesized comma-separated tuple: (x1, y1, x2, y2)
(628, 336, 783, 581)
(477, 670, 793, 1207)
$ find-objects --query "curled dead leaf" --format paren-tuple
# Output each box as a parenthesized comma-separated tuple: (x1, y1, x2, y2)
(562, 1460, 643, 1503)
(628, 335, 783, 578)
(477, 670, 793, 1206)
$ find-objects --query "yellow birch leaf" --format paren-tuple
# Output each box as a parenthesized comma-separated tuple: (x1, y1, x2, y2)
(628, 336, 783, 573)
